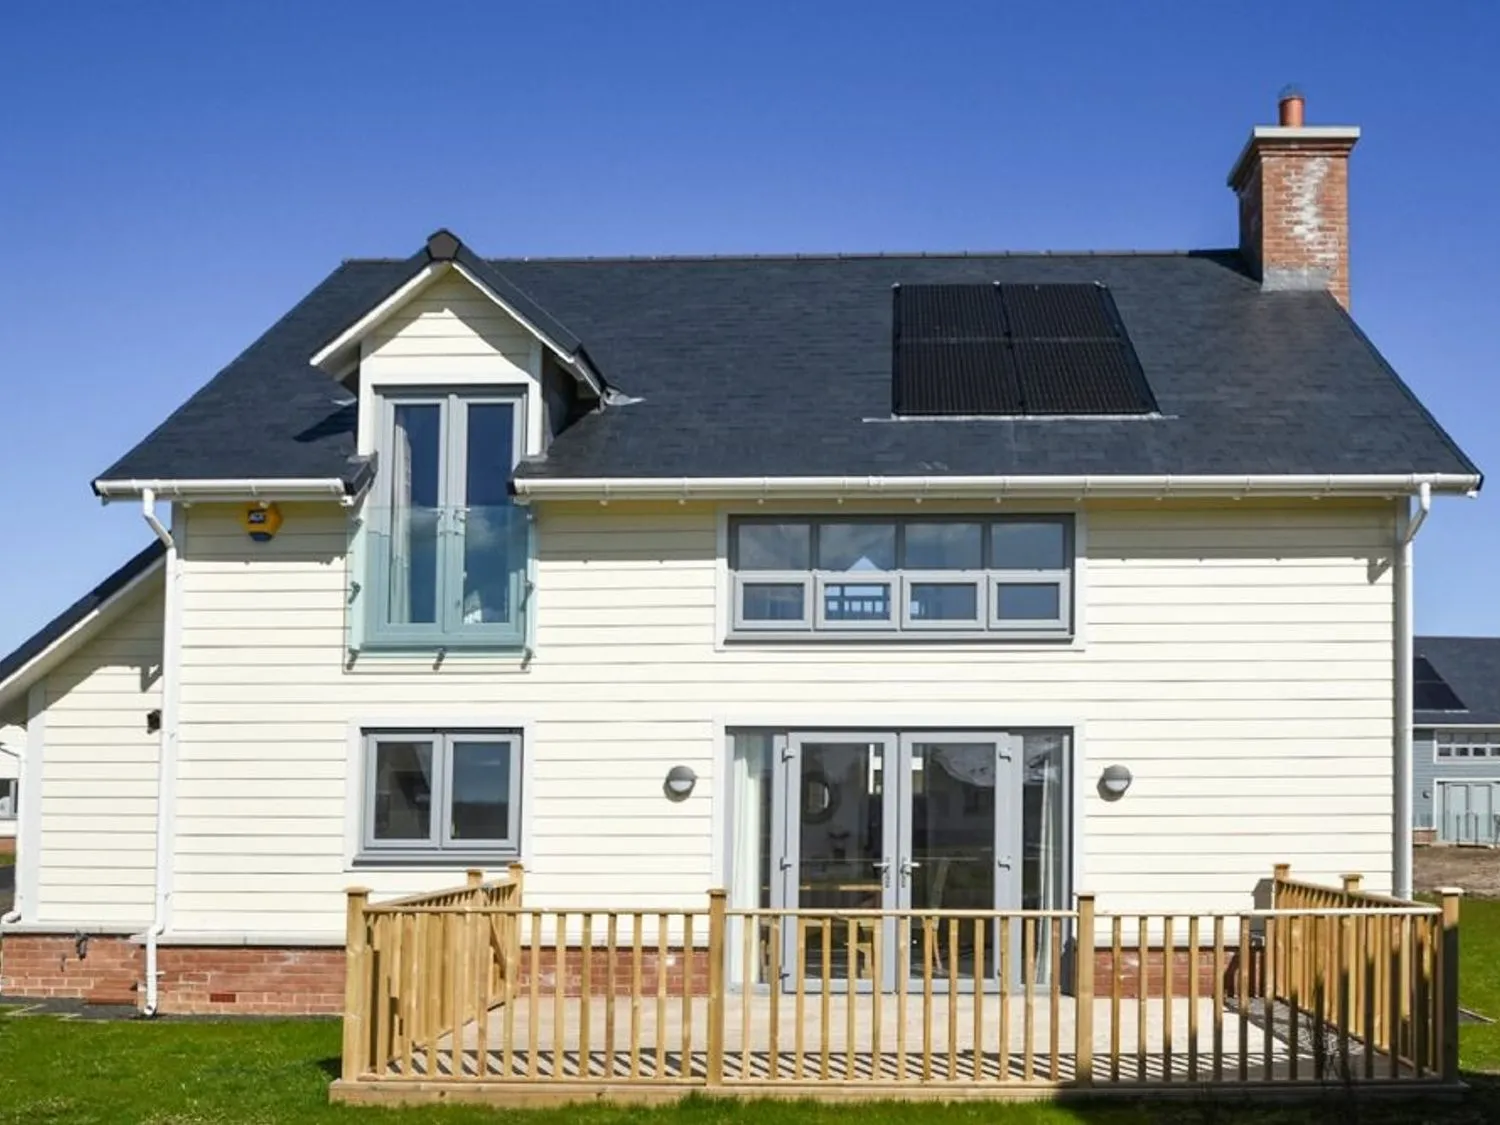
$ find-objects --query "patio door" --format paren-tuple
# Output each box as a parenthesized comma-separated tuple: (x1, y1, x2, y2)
(774, 734, 901, 990)
(771, 732, 1017, 992)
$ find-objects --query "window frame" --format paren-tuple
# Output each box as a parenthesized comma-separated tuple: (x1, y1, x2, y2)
(726, 514, 1076, 641)
(0, 777, 15, 820)
(1435, 730, 1500, 762)
(359, 728, 523, 861)
(363, 388, 529, 652)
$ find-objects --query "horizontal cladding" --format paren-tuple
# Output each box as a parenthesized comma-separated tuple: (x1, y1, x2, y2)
(35, 589, 164, 928)
(158, 498, 1402, 936)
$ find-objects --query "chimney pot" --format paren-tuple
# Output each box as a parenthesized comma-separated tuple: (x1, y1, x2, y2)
(1278, 85, 1305, 127)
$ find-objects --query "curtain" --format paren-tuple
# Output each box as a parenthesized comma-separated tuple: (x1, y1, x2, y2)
(729, 733, 771, 985)
(1024, 731, 1067, 978)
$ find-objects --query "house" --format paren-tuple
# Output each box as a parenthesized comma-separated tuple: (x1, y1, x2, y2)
(1413, 636, 1500, 845)
(0, 724, 17, 855)
(0, 92, 1482, 1018)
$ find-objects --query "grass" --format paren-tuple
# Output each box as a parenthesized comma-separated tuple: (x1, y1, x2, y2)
(0, 1012, 1490, 1125)
(0, 851, 14, 867)
(1455, 896, 1500, 1071)
(0, 899, 1496, 1124)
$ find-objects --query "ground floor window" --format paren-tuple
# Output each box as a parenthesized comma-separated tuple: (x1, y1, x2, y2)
(359, 729, 522, 861)
(0, 778, 14, 820)
(728, 727, 1071, 987)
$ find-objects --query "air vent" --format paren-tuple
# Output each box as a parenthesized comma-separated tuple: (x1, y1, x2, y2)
(892, 282, 1158, 417)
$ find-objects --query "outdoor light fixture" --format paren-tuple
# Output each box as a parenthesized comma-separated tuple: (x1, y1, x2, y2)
(1099, 764, 1133, 800)
(664, 765, 698, 801)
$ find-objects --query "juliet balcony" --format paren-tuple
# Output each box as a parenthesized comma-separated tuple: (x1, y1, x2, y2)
(348, 504, 533, 655)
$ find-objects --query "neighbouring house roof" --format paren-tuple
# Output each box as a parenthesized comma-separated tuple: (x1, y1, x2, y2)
(1415, 636, 1500, 727)
(95, 235, 1480, 493)
(0, 541, 166, 710)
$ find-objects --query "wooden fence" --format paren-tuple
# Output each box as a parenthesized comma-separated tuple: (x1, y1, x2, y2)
(335, 865, 1461, 1105)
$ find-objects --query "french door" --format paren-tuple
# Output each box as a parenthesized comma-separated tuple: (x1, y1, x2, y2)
(771, 731, 1022, 991)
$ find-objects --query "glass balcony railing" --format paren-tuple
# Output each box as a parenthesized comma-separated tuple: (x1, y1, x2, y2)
(349, 504, 532, 652)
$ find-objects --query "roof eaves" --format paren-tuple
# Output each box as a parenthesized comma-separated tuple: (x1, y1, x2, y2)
(0, 541, 167, 707)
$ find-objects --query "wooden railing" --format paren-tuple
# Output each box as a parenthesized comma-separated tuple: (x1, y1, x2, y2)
(342, 864, 525, 1083)
(335, 867, 1460, 1102)
(1270, 864, 1461, 1081)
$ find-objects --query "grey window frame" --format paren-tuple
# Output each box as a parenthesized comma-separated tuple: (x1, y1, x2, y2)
(731, 573, 813, 631)
(359, 729, 522, 862)
(0, 778, 15, 820)
(727, 515, 1075, 641)
(1435, 730, 1500, 762)
(364, 389, 529, 651)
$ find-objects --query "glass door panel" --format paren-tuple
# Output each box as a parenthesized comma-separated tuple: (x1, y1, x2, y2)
(451, 398, 523, 634)
(903, 736, 1013, 988)
(386, 402, 444, 627)
(779, 735, 898, 991)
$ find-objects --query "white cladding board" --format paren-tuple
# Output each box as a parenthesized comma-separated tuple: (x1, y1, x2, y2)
(34, 590, 164, 925)
(166, 497, 1398, 937)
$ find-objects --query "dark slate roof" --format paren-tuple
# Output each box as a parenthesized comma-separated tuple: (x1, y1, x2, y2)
(1415, 636, 1500, 727)
(0, 541, 165, 688)
(97, 241, 1481, 487)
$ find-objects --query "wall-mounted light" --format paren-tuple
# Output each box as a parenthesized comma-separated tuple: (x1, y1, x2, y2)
(1099, 764, 1133, 801)
(664, 765, 698, 801)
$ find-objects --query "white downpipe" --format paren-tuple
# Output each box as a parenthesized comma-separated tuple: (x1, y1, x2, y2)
(1392, 480, 1428, 906)
(141, 491, 180, 1017)
(1393, 481, 1432, 900)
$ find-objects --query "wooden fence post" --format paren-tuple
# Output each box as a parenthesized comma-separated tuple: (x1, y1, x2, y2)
(508, 861, 526, 903)
(342, 887, 372, 1082)
(466, 868, 485, 889)
(1342, 874, 1363, 896)
(1439, 888, 1463, 1083)
(706, 889, 728, 1087)
(1075, 893, 1096, 1086)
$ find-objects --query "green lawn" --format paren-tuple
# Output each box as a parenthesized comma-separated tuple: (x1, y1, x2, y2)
(0, 901, 1496, 1124)
(0, 851, 15, 867)
(1455, 896, 1500, 1071)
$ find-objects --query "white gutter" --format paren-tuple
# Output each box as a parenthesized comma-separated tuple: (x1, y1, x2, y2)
(513, 471, 1482, 502)
(1393, 481, 1433, 900)
(141, 492, 181, 1017)
(94, 478, 351, 504)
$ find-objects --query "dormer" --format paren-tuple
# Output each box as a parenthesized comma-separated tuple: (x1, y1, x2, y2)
(314, 231, 605, 655)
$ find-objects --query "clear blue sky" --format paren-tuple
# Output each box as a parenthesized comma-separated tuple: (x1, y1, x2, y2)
(1, 1, 1495, 651)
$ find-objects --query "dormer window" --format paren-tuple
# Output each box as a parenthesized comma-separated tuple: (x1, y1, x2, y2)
(359, 390, 529, 650)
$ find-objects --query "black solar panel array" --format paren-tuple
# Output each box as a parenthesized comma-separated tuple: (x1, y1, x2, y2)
(892, 282, 1159, 416)
(1414, 655, 1467, 712)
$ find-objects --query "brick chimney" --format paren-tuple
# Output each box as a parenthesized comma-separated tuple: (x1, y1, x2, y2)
(1227, 88, 1360, 308)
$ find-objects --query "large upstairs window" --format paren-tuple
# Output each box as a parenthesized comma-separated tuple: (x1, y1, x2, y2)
(361, 391, 530, 650)
(728, 515, 1074, 640)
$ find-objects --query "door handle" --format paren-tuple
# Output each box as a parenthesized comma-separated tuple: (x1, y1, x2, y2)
(998, 855, 1014, 870)
(872, 859, 892, 889)
(899, 858, 921, 887)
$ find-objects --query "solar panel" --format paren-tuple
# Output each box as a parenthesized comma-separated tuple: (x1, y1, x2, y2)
(1414, 655, 1467, 712)
(1000, 283, 1118, 340)
(893, 342, 1020, 415)
(1013, 341, 1158, 415)
(892, 282, 1157, 416)
(899, 284, 1006, 342)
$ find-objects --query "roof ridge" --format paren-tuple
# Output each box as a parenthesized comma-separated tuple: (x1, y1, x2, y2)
(337, 248, 1240, 266)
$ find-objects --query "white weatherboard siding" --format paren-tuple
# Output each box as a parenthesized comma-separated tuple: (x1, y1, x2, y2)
(172, 497, 1398, 938)
(355, 270, 539, 456)
(34, 591, 164, 925)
